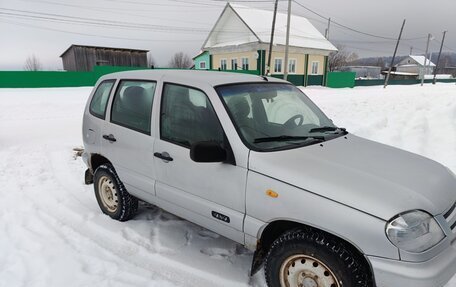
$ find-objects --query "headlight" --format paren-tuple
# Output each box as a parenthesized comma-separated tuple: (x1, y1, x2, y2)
(386, 210, 445, 253)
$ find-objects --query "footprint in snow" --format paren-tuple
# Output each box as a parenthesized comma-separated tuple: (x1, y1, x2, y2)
(200, 247, 234, 259)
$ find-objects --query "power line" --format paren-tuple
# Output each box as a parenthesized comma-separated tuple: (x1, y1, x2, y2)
(0, 18, 204, 42)
(18, 0, 211, 26)
(292, 0, 426, 41)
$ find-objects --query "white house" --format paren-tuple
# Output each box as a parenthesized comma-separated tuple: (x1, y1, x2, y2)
(396, 55, 435, 78)
(196, 3, 337, 86)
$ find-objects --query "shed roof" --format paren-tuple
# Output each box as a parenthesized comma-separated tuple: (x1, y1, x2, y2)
(203, 3, 336, 52)
(60, 44, 149, 58)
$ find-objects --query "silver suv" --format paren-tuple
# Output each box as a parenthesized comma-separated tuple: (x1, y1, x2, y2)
(82, 70, 456, 287)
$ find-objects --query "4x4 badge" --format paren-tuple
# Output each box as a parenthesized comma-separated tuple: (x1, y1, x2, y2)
(211, 211, 230, 223)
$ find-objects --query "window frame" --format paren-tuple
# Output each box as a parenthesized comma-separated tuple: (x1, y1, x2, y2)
(288, 58, 297, 74)
(231, 58, 238, 70)
(274, 58, 283, 74)
(311, 61, 319, 75)
(89, 79, 116, 120)
(109, 79, 157, 135)
(220, 59, 227, 70)
(159, 82, 228, 150)
(241, 57, 249, 70)
(199, 61, 207, 69)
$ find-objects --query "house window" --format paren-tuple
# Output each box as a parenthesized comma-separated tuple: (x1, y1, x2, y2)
(220, 59, 227, 70)
(231, 58, 238, 70)
(241, 57, 249, 70)
(288, 59, 296, 74)
(199, 61, 206, 69)
(274, 58, 283, 73)
(311, 61, 319, 75)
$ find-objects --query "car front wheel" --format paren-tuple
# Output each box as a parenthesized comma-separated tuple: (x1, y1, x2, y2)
(264, 228, 373, 287)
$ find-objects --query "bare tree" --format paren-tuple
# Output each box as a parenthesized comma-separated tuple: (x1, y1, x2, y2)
(168, 52, 192, 69)
(24, 55, 43, 71)
(328, 45, 358, 71)
(147, 54, 156, 68)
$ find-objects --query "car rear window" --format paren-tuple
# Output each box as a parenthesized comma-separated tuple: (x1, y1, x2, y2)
(89, 80, 115, 119)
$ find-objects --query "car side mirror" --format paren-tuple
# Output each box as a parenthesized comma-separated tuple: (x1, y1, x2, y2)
(190, 141, 227, 163)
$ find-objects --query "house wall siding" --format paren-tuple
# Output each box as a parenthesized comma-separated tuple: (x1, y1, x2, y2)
(210, 50, 325, 76)
(212, 51, 258, 71)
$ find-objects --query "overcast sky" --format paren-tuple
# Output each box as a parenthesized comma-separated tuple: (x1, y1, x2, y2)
(0, 0, 455, 70)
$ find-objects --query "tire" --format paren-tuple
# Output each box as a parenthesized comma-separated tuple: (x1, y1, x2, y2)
(264, 228, 373, 287)
(93, 164, 138, 221)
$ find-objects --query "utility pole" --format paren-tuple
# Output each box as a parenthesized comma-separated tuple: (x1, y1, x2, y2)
(283, 0, 292, 80)
(410, 46, 413, 55)
(266, 0, 279, 76)
(325, 18, 331, 39)
(384, 19, 406, 89)
(433, 31, 447, 85)
(421, 33, 431, 86)
(324, 18, 331, 86)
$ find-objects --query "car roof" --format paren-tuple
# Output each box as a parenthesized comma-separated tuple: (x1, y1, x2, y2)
(101, 69, 289, 87)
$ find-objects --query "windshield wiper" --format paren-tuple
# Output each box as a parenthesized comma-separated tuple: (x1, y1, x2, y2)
(309, 126, 347, 134)
(253, 135, 324, 144)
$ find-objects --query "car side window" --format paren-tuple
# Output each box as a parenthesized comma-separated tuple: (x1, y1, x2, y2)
(89, 80, 115, 119)
(160, 83, 225, 148)
(111, 80, 156, 134)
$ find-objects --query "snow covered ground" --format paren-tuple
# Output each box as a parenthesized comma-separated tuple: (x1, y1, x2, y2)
(0, 83, 455, 287)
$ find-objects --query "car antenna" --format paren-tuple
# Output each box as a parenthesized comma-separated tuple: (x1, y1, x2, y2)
(261, 75, 269, 81)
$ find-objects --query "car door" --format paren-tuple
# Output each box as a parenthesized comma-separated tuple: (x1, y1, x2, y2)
(153, 83, 247, 243)
(101, 79, 158, 200)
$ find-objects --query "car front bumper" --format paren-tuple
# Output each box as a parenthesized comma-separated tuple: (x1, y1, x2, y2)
(369, 241, 456, 287)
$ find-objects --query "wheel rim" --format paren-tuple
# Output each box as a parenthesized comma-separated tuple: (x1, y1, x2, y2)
(98, 175, 118, 213)
(279, 254, 341, 287)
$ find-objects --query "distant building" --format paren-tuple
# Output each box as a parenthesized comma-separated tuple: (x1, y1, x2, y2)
(396, 55, 435, 79)
(196, 3, 337, 86)
(193, 51, 210, 70)
(341, 66, 382, 79)
(60, 45, 149, 71)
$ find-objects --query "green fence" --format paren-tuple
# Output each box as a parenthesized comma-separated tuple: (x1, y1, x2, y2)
(326, 72, 356, 88)
(0, 66, 146, 88)
(355, 78, 456, 86)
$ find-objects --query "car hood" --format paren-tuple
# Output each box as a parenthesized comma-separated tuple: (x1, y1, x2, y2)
(249, 134, 455, 220)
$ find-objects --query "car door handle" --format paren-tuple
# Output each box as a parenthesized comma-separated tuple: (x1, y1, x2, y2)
(154, 152, 173, 162)
(102, 134, 117, 142)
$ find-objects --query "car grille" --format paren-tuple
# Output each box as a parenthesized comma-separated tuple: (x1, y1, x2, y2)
(443, 201, 456, 233)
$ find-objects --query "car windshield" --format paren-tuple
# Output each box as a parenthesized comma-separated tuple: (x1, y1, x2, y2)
(216, 83, 345, 151)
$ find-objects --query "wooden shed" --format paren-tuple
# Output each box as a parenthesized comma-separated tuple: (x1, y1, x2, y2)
(60, 45, 149, 71)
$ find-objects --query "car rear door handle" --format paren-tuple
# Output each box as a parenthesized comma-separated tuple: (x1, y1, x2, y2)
(102, 134, 117, 142)
(154, 152, 173, 162)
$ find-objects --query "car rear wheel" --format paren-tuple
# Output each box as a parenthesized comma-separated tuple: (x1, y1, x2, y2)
(93, 164, 138, 221)
(265, 228, 373, 287)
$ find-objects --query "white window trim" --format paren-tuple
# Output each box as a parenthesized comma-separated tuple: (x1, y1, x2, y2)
(274, 57, 283, 74)
(288, 58, 297, 74)
(220, 58, 227, 70)
(231, 58, 238, 70)
(199, 61, 206, 69)
(241, 57, 249, 70)
(311, 61, 319, 75)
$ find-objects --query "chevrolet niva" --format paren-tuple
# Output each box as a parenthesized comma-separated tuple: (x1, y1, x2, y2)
(82, 70, 456, 287)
